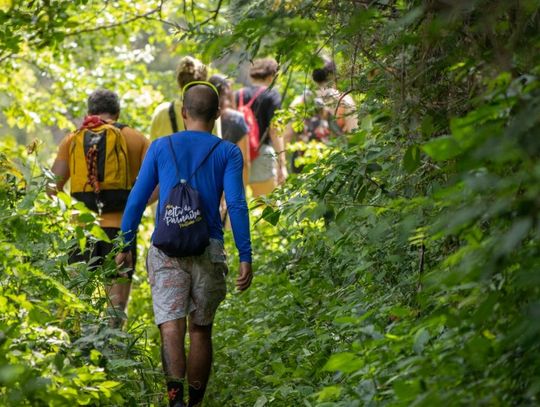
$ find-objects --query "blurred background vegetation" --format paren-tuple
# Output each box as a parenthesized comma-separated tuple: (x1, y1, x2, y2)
(1, 0, 540, 405)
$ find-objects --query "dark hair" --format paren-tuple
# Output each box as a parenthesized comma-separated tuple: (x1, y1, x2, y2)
(183, 84, 219, 122)
(87, 89, 120, 116)
(209, 74, 236, 109)
(312, 58, 336, 84)
(249, 57, 279, 80)
(209, 74, 229, 96)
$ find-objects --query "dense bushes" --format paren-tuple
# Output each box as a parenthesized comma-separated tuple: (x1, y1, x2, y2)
(0, 140, 161, 405)
(1, 0, 540, 405)
(206, 73, 540, 406)
(201, 1, 540, 405)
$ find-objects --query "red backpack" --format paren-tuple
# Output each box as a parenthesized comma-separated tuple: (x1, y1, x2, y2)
(238, 87, 266, 161)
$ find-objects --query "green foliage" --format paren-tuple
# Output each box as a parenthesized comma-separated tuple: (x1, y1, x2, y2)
(0, 141, 161, 405)
(207, 74, 540, 405)
(202, 1, 540, 406)
(2, 0, 540, 406)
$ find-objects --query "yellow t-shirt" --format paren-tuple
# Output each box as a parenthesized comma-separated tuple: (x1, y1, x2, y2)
(150, 99, 222, 140)
(55, 125, 150, 228)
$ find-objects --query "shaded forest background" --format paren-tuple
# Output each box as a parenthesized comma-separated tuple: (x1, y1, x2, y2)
(1, 0, 540, 406)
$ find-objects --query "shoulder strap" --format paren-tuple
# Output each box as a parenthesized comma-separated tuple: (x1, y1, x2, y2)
(167, 137, 223, 183)
(113, 122, 127, 130)
(246, 86, 267, 109)
(167, 136, 180, 180)
(188, 140, 223, 183)
(258, 127, 271, 149)
(168, 101, 179, 133)
(238, 89, 245, 109)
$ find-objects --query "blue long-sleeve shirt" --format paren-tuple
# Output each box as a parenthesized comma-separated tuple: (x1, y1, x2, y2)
(121, 130, 252, 263)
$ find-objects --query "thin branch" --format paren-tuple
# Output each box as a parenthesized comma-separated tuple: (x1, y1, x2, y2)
(334, 88, 355, 117)
(280, 64, 294, 104)
(350, 38, 359, 90)
(147, 15, 185, 30)
(0, 52, 14, 64)
(417, 243, 425, 292)
(76, 1, 111, 27)
(193, 0, 223, 28)
(357, 42, 400, 80)
(64, 1, 164, 37)
(325, 200, 387, 208)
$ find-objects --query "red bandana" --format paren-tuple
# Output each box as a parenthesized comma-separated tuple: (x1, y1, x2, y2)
(81, 115, 107, 129)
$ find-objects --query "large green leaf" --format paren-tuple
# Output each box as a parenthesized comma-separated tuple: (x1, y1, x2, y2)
(422, 136, 461, 161)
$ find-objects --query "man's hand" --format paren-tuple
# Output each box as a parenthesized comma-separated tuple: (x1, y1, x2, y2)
(115, 251, 133, 278)
(236, 262, 253, 292)
(48, 159, 69, 197)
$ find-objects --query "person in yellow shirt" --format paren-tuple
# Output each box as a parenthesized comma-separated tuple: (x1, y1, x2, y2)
(150, 56, 221, 139)
(49, 89, 150, 328)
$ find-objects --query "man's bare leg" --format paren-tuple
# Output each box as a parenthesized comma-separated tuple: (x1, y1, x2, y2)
(187, 319, 213, 407)
(105, 280, 131, 328)
(160, 318, 187, 406)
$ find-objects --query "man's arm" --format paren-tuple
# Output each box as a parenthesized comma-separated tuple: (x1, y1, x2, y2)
(137, 132, 159, 205)
(116, 143, 159, 268)
(47, 135, 72, 196)
(223, 145, 253, 291)
(119, 142, 159, 250)
(48, 159, 69, 196)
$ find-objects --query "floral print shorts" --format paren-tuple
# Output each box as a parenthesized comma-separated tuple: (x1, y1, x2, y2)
(146, 239, 228, 326)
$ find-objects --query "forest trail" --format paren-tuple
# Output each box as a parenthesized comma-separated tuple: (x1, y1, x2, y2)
(1, 1, 540, 406)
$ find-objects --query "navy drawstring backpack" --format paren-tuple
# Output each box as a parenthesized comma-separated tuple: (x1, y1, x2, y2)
(153, 136, 222, 257)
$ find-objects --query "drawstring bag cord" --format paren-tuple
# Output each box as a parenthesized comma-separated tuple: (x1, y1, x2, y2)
(85, 143, 103, 215)
(81, 115, 107, 216)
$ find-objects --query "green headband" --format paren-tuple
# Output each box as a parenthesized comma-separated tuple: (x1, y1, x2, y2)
(181, 81, 220, 100)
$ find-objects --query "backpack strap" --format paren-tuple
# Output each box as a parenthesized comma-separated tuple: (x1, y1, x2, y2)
(238, 89, 245, 109)
(113, 122, 127, 130)
(167, 136, 181, 180)
(167, 137, 223, 183)
(188, 140, 223, 182)
(245, 86, 266, 109)
(168, 101, 179, 133)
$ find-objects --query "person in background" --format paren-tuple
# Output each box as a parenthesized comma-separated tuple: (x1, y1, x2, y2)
(209, 74, 250, 184)
(49, 89, 150, 327)
(285, 57, 358, 172)
(235, 57, 287, 197)
(150, 56, 221, 139)
(311, 57, 357, 133)
(116, 83, 253, 407)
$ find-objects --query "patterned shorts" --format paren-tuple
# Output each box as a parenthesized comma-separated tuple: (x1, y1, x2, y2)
(146, 239, 228, 326)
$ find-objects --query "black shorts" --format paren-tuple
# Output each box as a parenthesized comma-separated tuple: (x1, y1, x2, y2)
(69, 227, 137, 279)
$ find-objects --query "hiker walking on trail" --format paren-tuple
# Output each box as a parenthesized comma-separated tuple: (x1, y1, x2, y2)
(285, 57, 358, 173)
(150, 56, 221, 140)
(310, 57, 357, 134)
(116, 83, 253, 407)
(235, 57, 287, 197)
(49, 89, 150, 328)
(209, 73, 250, 185)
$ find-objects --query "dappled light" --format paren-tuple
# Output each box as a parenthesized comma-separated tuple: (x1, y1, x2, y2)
(1, 0, 540, 406)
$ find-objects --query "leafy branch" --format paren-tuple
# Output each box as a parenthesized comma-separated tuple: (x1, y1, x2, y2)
(64, 0, 166, 37)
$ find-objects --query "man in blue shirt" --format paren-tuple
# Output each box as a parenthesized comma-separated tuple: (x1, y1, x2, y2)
(116, 84, 252, 407)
